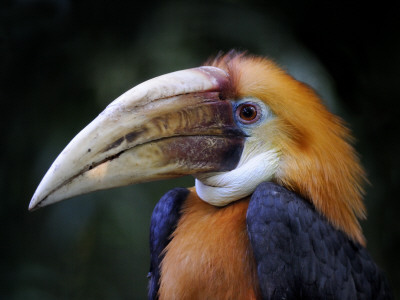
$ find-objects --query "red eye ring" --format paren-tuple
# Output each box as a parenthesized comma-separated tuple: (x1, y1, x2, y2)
(236, 103, 261, 124)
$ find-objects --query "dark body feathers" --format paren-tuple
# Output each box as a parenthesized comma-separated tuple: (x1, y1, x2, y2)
(148, 188, 189, 300)
(148, 182, 392, 299)
(247, 182, 392, 299)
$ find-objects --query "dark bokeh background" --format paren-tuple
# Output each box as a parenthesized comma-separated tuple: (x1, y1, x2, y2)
(1, 0, 399, 299)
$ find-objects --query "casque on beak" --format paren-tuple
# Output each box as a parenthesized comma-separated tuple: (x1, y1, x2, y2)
(29, 66, 245, 210)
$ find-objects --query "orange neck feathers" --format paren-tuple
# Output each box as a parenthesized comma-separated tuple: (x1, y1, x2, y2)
(160, 189, 260, 299)
(208, 52, 366, 245)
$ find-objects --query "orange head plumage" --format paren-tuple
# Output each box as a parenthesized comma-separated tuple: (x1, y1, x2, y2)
(206, 51, 366, 245)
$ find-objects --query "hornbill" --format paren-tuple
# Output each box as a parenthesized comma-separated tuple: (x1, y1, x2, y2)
(30, 52, 392, 299)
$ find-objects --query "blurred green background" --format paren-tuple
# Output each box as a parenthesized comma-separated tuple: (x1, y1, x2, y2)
(1, 0, 399, 299)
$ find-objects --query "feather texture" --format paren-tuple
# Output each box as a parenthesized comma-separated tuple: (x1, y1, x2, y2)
(247, 182, 391, 299)
(208, 52, 366, 244)
(149, 183, 391, 299)
(154, 188, 260, 299)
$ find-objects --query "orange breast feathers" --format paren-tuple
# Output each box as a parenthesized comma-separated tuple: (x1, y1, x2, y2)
(159, 188, 260, 300)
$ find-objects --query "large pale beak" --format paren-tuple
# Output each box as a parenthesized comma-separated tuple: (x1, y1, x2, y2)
(29, 66, 245, 210)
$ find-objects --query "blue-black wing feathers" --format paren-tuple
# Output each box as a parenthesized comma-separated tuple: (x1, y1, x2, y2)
(148, 188, 189, 300)
(247, 182, 392, 300)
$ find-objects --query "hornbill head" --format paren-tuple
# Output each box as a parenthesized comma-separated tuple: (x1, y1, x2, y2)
(30, 52, 366, 244)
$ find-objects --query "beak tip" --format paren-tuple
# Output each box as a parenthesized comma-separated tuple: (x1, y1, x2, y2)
(28, 205, 37, 212)
(29, 189, 48, 211)
(28, 197, 40, 211)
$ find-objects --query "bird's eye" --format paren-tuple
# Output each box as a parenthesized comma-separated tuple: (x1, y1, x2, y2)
(236, 103, 261, 124)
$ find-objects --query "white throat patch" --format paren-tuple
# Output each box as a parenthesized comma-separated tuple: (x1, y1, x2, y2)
(195, 148, 280, 206)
